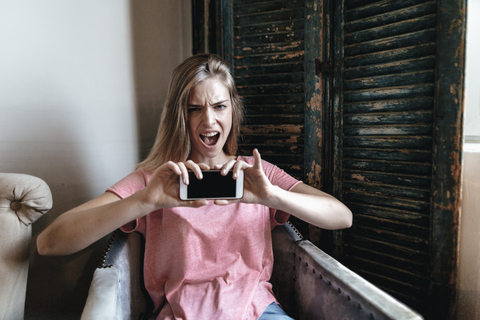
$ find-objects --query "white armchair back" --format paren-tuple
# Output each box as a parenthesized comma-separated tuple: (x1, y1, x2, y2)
(0, 173, 52, 320)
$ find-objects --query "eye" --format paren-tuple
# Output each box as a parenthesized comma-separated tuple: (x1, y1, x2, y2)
(188, 106, 201, 113)
(215, 104, 227, 110)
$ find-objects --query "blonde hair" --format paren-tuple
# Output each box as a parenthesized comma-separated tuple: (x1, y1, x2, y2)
(138, 54, 243, 170)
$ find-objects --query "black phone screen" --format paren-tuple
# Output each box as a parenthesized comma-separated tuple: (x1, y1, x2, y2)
(187, 171, 236, 198)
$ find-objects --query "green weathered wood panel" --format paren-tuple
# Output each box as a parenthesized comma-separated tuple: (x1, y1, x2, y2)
(345, 1, 437, 32)
(345, 0, 432, 19)
(344, 136, 433, 149)
(345, 70, 435, 90)
(344, 124, 433, 136)
(344, 159, 432, 175)
(304, 0, 326, 190)
(345, 110, 433, 125)
(345, 28, 437, 56)
(344, 84, 435, 101)
(332, 0, 464, 318)
(333, 0, 436, 315)
(208, 1, 463, 318)
(344, 97, 434, 113)
(229, 0, 307, 184)
(235, 73, 304, 87)
(235, 0, 305, 14)
(345, 43, 436, 67)
(344, 170, 431, 188)
(345, 191, 431, 212)
(429, 0, 465, 319)
(234, 7, 304, 25)
(345, 56, 436, 78)
(345, 13, 437, 43)
(236, 83, 304, 96)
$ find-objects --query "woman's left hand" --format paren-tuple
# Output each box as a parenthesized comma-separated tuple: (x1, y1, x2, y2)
(213, 149, 273, 206)
(214, 149, 353, 230)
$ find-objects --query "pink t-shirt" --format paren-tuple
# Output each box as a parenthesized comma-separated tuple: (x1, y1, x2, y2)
(107, 156, 301, 320)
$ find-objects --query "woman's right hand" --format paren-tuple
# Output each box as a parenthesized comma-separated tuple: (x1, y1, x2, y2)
(140, 160, 210, 210)
(37, 160, 210, 256)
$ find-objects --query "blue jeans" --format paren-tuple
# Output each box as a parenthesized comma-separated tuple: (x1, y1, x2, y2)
(258, 302, 295, 320)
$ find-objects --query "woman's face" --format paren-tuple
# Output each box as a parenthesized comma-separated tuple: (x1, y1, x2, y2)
(187, 78, 233, 166)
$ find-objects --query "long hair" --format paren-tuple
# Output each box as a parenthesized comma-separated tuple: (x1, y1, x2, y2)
(138, 54, 243, 170)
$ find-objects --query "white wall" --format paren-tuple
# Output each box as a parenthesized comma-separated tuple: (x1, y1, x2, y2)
(130, 0, 193, 159)
(464, 0, 480, 141)
(457, 146, 480, 320)
(0, 1, 191, 318)
(457, 1, 480, 318)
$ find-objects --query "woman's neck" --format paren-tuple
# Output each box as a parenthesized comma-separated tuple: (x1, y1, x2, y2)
(188, 152, 237, 168)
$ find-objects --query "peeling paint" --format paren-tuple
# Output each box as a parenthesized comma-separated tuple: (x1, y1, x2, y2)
(306, 161, 322, 188)
(351, 174, 365, 181)
(450, 162, 462, 181)
(316, 127, 322, 143)
(284, 51, 304, 59)
(306, 78, 323, 112)
(450, 84, 457, 94)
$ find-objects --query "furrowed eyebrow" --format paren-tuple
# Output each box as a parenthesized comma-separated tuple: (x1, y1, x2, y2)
(187, 100, 229, 107)
(211, 100, 229, 105)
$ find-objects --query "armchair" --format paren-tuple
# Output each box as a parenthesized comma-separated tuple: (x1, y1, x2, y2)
(81, 222, 422, 320)
(0, 173, 53, 320)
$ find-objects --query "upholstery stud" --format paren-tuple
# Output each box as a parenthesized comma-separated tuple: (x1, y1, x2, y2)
(10, 200, 22, 211)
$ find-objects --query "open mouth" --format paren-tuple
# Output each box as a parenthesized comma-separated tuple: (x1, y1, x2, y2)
(200, 132, 220, 146)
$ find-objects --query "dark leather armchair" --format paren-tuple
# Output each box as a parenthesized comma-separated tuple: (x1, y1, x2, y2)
(81, 223, 423, 320)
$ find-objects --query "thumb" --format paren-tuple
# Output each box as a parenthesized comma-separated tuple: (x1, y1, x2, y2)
(253, 148, 263, 170)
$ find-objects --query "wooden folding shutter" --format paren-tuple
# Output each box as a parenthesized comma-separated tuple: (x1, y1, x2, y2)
(195, 0, 464, 318)
(332, 0, 465, 319)
(222, 0, 306, 179)
(218, 0, 325, 236)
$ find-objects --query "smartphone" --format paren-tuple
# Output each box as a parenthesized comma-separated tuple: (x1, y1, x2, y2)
(179, 170, 244, 200)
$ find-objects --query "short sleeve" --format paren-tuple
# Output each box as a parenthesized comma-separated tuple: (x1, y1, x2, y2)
(265, 161, 302, 225)
(263, 161, 302, 192)
(237, 156, 302, 226)
(107, 169, 149, 199)
(106, 168, 150, 235)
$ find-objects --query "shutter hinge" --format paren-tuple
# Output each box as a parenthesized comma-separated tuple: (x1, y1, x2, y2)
(315, 59, 333, 76)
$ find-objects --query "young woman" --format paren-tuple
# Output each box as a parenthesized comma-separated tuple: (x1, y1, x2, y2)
(37, 54, 352, 320)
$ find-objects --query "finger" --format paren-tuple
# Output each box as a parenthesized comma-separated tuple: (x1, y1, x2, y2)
(198, 163, 210, 171)
(176, 162, 190, 185)
(163, 161, 182, 176)
(184, 160, 204, 180)
(213, 163, 224, 170)
(220, 159, 237, 176)
(253, 148, 263, 170)
(214, 199, 241, 206)
(182, 199, 209, 207)
(232, 160, 250, 180)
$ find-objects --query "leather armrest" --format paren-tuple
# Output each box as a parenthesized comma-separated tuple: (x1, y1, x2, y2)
(272, 223, 423, 320)
(294, 240, 423, 320)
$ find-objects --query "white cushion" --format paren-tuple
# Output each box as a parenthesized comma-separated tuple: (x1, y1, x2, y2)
(81, 267, 119, 320)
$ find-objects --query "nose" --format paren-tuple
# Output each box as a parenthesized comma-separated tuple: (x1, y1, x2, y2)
(202, 107, 216, 125)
